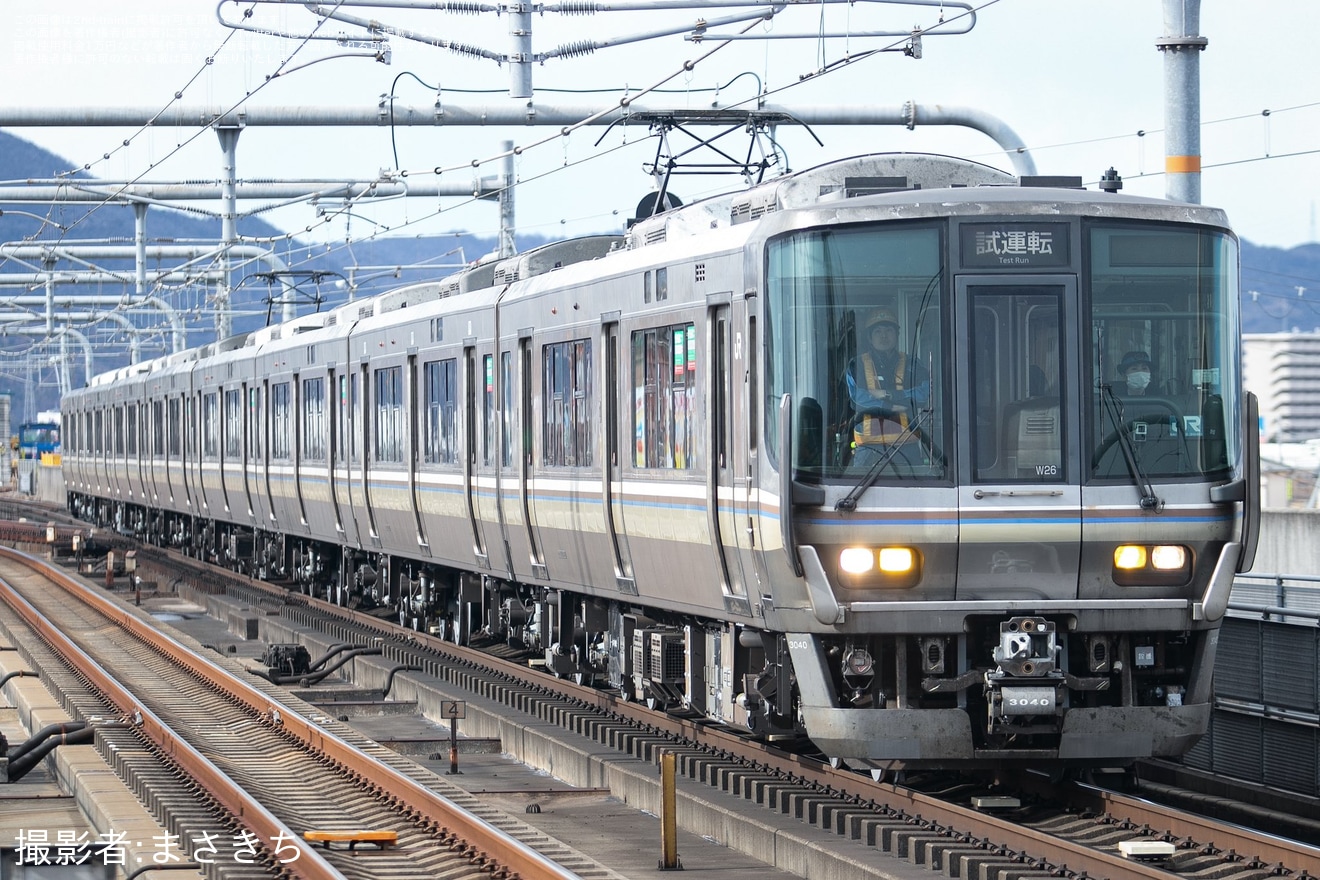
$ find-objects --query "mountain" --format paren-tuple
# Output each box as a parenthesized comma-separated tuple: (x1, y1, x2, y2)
(0, 130, 519, 418)
(1241, 240, 1320, 334)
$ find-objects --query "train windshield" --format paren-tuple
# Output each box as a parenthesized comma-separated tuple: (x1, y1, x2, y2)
(766, 223, 948, 482)
(18, 423, 60, 453)
(1087, 223, 1240, 480)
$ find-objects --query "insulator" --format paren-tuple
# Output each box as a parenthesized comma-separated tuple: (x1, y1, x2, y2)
(556, 2, 600, 15)
(448, 42, 488, 60)
(554, 40, 597, 59)
(445, 1, 486, 13)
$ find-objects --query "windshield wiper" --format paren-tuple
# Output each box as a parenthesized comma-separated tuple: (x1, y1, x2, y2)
(835, 407, 932, 512)
(1099, 383, 1163, 511)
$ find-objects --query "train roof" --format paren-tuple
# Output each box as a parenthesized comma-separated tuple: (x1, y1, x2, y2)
(623, 152, 1232, 246)
(625, 153, 1013, 246)
(71, 152, 1234, 394)
(797, 183, 1236, 233)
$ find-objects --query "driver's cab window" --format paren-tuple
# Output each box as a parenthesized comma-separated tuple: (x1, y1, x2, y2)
(969, 287, 1064, 482)
(765, 222, 947, 482)
(1090, 313, 1197, 479)
(1087, 222, 1237, 480)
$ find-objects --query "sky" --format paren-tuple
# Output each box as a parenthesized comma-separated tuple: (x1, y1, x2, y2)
(2, 0, 1319, 257)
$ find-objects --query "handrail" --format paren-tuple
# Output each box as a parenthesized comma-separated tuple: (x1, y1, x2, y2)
(1229, 571, 1320, 622)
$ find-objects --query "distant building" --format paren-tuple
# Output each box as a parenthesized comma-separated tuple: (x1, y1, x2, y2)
(1259, 441, 1320, 508)
(1243, 331, 1320, 442)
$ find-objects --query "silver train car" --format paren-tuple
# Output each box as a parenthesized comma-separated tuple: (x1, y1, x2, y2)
(62, 153, 1261, 771)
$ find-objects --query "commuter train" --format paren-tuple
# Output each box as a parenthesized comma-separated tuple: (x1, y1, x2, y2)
(61, 153, 1261, 772)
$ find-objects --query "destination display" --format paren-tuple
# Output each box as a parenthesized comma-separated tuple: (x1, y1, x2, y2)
(960, 222, 1071, 268)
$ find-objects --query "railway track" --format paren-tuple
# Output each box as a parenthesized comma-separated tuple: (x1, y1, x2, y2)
(0, 540, 590, 880)
(3, 516, 1318, 880)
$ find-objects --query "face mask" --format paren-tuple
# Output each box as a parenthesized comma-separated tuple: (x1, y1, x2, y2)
(1127, 371, 1151, 391)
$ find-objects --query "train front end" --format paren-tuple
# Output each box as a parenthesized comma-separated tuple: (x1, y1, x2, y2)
(757, 176, 1258, 770)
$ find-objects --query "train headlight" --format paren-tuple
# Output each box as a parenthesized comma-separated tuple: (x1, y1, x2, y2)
(1150, 545, 1188, 570)
(837, 546, 921, 589)
(878, 547, 915, 573)
(1114, 545, 1147, 569)
(839, 547, 875, 575)
(1113, 544, 1191, 585)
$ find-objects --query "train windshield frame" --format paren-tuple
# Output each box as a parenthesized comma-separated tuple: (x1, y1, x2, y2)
(765, 215, 1241, 486)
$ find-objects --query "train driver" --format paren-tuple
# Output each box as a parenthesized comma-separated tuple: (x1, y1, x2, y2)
(845, 307, 930, 469)
(1117, 350, 1155, 397)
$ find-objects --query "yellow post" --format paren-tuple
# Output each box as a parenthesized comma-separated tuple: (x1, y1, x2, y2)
(658, 751, 682, 870)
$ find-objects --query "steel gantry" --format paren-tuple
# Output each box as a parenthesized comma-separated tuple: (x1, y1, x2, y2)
(0, 97, 1038, 397)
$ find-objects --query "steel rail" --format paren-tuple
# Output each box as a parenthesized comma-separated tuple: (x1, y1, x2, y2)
(290, 565, 1320, 878)
(251, 567, 1183, 880)
(10, 516, 1319, 878)
(0, 544, 585, 880)
(1063, 783, 1320, 877)
(0, 546, 344, 880)
(80, 536, 1319, 880)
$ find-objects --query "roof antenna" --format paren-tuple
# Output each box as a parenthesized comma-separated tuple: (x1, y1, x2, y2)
(1099, 167, 1123, 194)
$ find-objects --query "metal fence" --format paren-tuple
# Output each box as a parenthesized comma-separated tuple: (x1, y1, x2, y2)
(1228, 571, 1320, 626)
(1182, 573, 1319, 797)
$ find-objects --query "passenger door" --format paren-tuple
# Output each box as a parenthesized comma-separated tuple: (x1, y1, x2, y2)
(955, 277, 1081, 600)
(406, 354, 430, 554)
(461, 346, 488, 568)
(328, 368, 347, 539)
(345, 368, 370, 545)
(600, 320, 635, 591)
(708, 301, 752, 615)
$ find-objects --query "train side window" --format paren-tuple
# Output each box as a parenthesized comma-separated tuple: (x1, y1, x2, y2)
(423, 359, 458, 465)
(270, 382, 291, 460)
(374, 366, 404, 463)
(464, 350, 477, 466)
(202, 392, 219, 461)
(482, 354, 495, 467)
(114, 406, 125, 456)
(656, 267, 669, 302)
(630, 322, 697, 469)
(248, 387, 262, 459)
(126, 404, 138, 456)
(520, 342, 534, 468)
(190, 397, 198, 460)
(349, 372, 360, 464)
(501, 351, 514, 468)
(302, 377, 326, 461)
(224, 390, 242, 459)
(168, 399, 181, 458)
(335, 375, 348, 466)
(543, 338, 593, 467)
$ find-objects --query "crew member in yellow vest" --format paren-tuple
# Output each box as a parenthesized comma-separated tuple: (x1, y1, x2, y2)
(845, 307, 930, 469)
